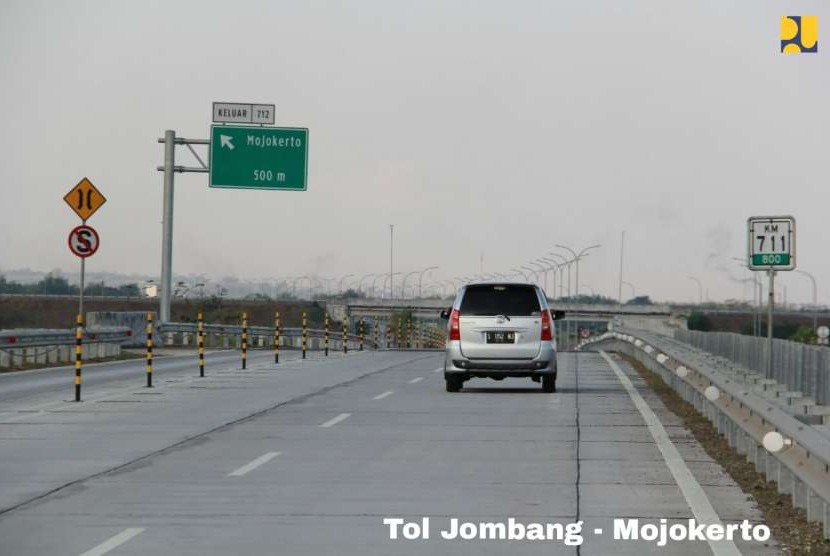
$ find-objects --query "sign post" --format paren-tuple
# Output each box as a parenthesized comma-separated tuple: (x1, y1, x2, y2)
(747, 216, 796, 378)
(64, 178, 106, 318)
(155, 102, 308, 323)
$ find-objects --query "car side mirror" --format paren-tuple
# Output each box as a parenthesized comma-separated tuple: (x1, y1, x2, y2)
(551, 310, 566, 321)
(439, 308, 451, 320)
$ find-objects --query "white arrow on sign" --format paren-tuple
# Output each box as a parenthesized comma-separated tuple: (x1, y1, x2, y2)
(220, 135, 235, 150)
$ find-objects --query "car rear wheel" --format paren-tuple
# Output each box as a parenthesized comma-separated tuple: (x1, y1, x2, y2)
(542, 375, 556, 393)
(446, 376, 463, 392)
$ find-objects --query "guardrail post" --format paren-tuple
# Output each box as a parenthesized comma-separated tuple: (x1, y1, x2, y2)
(324, 313, 329, 356)
(145, 312, 154, 388)
(343, 319, 348, 354)
(198, 310, 205, 377)
(374, 316, 379, 350)
(302, 311, 307, 359)
(274, 311, 280, 364)
(359, 318, 364, 351)
(74, 314, 83, 401)
(241, 312, 248, 370)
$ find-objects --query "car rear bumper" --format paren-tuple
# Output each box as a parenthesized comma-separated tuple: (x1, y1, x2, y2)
(443, 341, 557, 378)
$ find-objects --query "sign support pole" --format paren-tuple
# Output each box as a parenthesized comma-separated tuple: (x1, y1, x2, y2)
(766, 269, 775, 378)
(79, 257, 85, 320)
(160, 130, 176, 323)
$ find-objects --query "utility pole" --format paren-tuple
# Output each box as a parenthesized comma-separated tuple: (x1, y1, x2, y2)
(389, 225, 395, 300)
(618, 231, 625, 305)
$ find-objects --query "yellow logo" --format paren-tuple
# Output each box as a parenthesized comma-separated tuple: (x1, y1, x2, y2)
(781, 16, 817, 53)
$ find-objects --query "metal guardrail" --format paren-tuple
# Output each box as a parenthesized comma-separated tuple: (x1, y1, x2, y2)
(157, 322, 379, 348)
(580, 329, 830, 538)
(0, 327, 133, 348)
(675, 329, 830, 406)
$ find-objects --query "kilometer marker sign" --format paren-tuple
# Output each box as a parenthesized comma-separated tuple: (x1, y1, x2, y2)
(209, 125, 308, 190)
(747, 216, 795, 271)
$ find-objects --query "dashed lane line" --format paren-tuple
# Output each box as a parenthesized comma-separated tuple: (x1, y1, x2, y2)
(227, 451, 281, 477)
(319, 413, 351, 428)
(78, 527, 145, 556)
(372, 391, 394, 400)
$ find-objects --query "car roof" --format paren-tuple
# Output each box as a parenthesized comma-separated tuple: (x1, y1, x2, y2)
(462, 282, 539, 288)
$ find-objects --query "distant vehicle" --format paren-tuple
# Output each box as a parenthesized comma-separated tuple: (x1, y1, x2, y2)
(440, 282, 564, 393)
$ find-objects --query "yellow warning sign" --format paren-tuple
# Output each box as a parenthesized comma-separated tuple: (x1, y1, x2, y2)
(64, 177, 106, 221)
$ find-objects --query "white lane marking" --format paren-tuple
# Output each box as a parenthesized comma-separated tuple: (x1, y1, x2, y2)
(433, 367, 443, 373)
(408, 377, 424, 384)
(78, 527, 145, 556)
(320, 412, 351, 428)
(599, 351, 742, 556)
(227, 451, 281, 477)
(373, 391, 394, 400)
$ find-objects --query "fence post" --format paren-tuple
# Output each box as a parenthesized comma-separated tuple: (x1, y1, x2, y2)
(324, 313, 329, 356)
(198, 310, 204, 377)
(74, 314, 83, 401)
(146, 312, 153, 387)
(274, 311, 280, 364)
(241, 312, 248, 370)
(302, 311, 307, 359)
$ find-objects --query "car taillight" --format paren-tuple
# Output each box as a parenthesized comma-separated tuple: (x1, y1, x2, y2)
(541, 309, 552, 341)
(449, 309, 460, 341)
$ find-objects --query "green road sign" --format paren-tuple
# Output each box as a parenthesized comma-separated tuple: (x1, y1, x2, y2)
(209, 125, 308, 190)
(747, 215, 796, 271)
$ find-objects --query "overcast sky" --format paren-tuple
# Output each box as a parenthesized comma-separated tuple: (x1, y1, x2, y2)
(1, 1, 827, 303)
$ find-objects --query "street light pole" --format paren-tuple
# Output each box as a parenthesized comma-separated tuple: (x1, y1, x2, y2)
(796, 270, 818, 332)
(555, 244, 601, 298)
(689, 276, 703, 305)
(337, 274, 355, 296)
(417, 266, 439, 299)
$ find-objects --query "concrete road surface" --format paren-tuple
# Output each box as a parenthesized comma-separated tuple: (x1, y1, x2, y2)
(0, 349, 779, 555)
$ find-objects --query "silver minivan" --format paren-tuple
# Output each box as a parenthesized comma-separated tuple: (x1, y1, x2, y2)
(440, 283, 564, 392)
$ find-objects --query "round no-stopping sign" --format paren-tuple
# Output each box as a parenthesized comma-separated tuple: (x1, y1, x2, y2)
(67, 225, 100, 258)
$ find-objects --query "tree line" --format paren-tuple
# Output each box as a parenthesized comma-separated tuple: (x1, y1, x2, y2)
(0, 274, 140, 297)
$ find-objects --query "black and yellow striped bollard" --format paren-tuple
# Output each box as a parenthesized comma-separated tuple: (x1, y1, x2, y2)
(146, 312, 153, 387)
(407, 317, 412, 349)
(274, 311, 280, 364)
(74, 314, 83, 402)
(342, 319, 348, 354)
(397, 317, 402, 349)
(373, 316, 379, 350)
(324, 313, 329, 356)
(302, 311, 307, 359)
(241, 312, 248, 370)
(198, 310, 205, 377)
(386, 320, 391, 349)
(359, 318, 364, 351)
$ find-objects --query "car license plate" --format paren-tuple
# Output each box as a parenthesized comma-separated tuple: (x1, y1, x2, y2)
(486, 331, 515, 344)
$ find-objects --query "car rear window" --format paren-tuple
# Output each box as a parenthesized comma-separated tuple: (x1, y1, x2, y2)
(459, 285, 541, 316)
